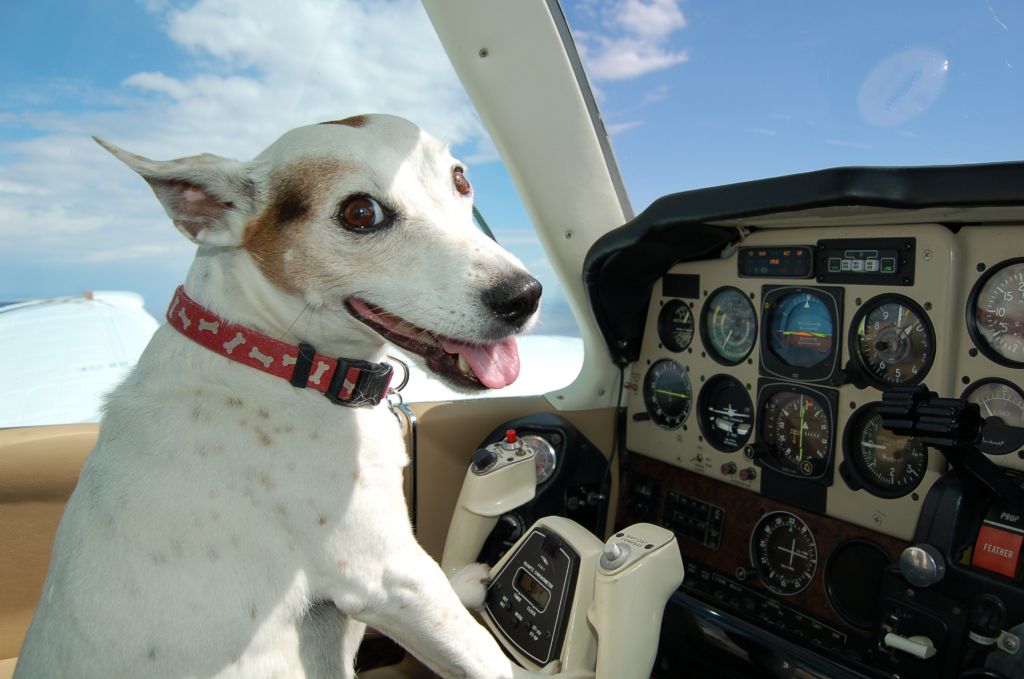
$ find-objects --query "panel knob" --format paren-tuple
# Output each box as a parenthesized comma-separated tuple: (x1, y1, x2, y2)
(899, 543, 946, 587)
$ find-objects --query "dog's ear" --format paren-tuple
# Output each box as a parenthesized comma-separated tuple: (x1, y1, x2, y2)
(94, 137, 257, 247)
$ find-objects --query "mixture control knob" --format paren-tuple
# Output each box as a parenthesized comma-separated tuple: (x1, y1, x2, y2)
(720, 462, 737, 475)
(899, 543, 946, 588)
(471, 448, 498, 473)
(739, 467, 758, 482)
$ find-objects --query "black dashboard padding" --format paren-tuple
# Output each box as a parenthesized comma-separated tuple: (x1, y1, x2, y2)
(583, 161, 1024, 364)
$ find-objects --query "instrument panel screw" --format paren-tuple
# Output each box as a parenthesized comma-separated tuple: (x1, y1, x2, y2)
(923, 249, 933, 261)
(977, 262, 987, 272)
(564, 230, 573, 239)
(969, 348, 978, 357)
(478, 48, 489, 58)
(924, 302, 932, 311)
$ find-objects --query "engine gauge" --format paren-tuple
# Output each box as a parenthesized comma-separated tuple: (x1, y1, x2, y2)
(657, 299, 695, 352)
(642, 359, 692, 430)
(697, 375, 753, 452)
(962, 378, 1024, 456)
(701, 287, 757, 365)
(750, 511, 818, 596)
(850, 295, 934, 386)
(759, 387, 834, 478)
(968, 259, 1024, 367)
(843, 404, 927, 497)
(519, 434, 558, 484)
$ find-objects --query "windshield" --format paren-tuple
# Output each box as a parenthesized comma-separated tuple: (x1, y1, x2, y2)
(5, 1, 1023, 424)
(0, 0, 583, 425)
(562, 0, 1024, 212)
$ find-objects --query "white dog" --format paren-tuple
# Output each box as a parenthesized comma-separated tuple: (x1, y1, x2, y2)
(14, 115, 547, 678)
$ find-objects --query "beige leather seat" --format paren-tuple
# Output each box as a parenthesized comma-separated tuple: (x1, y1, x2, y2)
(0, 425, 98, 678)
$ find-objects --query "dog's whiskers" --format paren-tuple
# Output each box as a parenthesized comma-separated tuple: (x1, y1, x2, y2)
(281, 303, 313, 341)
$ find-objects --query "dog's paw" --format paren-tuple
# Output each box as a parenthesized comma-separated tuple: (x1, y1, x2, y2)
(449, 562, 491, 610)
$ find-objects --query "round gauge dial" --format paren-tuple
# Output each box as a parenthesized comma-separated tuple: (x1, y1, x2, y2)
(642, 359, 692, 430)
(968, 259, 1024, 367)
(520, 434, 558, 484)
(766, 290, 835, 369)
(697, 375, 753, 452)
(761, 390, 832, 477)
(851, 295, 934, 386)
(751, 511, 818, 596)
(844, 405, 927, 497)
(701, 287, 757, 365)
(657, 299, 695, 352)
(962, 379, 1024, 455)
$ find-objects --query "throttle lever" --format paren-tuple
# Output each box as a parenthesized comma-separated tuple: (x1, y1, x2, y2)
(880, 385, 1024, 515)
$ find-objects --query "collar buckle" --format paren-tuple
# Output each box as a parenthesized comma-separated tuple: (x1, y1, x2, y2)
(325, 358, 394, 407)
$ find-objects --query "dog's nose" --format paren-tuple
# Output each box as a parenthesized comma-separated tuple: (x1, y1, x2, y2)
(484, 273, 542, 328)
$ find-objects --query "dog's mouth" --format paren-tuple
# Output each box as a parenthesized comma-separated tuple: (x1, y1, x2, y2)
(345, 298, 520, 390)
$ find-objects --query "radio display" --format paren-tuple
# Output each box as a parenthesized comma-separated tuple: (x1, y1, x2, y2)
(738, 246, 814, 278)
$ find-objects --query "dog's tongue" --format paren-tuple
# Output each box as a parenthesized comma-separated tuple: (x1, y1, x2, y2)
(442, 337, 521, 389)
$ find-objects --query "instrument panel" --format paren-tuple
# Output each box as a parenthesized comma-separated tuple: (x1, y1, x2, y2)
(619, 223, 1024, 678)
(627, 224, 1024, 542)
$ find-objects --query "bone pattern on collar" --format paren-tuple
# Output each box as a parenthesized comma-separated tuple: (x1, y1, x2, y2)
(166, 286, 393, 407)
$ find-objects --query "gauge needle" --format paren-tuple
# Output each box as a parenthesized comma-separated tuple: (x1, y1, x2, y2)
(778, 538, 806, 567)
(724, 328, 734, 346)
(798, 398, 806, 461)
(655, 389, 689, 399)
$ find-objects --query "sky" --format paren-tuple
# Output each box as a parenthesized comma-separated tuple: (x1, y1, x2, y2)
(2, 0, 1024, 337)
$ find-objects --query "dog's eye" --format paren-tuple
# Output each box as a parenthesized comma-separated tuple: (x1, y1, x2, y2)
(453, 167, 471, 196)
(338, 196, 386, 231)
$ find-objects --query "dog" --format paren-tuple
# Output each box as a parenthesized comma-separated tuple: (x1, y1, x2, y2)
(14, 114, 549, 678)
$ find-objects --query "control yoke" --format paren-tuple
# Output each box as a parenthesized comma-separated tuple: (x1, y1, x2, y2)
(880, 385, 1024, 514)
(442, 429, 684, 679)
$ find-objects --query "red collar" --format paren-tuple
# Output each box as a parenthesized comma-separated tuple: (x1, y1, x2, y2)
(166, 286, 393, 407)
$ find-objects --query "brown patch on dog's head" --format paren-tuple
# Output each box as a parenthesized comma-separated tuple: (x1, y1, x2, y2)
(319, 115, 368, 128)
(242, 158, 351, 293)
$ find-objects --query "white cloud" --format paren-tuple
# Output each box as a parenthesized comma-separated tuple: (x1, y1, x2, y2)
(607, 120, 643, 135)
(0, 0, 483, 266)
(573, 0, 688, 81)
(824, 138, 872, 151)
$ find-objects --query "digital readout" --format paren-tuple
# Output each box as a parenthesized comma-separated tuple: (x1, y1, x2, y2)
(738, 246, 813, 278)
(824, 248, 899, 275)
(515, 568, 552, 610)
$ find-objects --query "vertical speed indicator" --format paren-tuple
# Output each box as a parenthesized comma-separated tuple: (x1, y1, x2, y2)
(843, 404, 927, 497)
